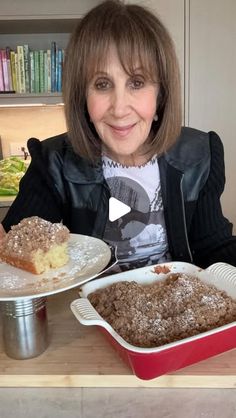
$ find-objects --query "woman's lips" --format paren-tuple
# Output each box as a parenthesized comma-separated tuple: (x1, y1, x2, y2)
(108, 123, 136, 137)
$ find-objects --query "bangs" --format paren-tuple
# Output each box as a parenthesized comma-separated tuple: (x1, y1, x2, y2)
(84, 21, 159, 83)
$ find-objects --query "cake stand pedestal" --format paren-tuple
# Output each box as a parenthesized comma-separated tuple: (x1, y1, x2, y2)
(1, 297, 49, 359)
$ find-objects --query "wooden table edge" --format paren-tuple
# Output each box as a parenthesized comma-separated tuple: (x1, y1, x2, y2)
(0, 374, 235, 388)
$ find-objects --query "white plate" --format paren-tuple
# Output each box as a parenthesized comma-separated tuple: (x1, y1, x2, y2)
(0, 234, 111, 300)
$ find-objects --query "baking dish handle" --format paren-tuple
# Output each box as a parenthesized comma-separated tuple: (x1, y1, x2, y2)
(206, 262, 236, 285)
(70, 298, 113, 332)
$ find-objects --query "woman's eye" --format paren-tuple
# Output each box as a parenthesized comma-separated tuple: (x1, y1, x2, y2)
(129, 78, 145, 89)
(94, 79, 111, 90)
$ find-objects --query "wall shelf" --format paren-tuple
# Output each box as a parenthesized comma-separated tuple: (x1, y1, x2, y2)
(0, 18, 79, 35)
(0, 93, 63, 106)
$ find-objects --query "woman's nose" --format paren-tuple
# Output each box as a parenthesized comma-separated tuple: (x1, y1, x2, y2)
(110, 87, 131, 117)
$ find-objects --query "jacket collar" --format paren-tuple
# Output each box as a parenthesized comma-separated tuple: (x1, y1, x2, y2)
(164, 127, 210, 172)
(63, 146, 104, 184)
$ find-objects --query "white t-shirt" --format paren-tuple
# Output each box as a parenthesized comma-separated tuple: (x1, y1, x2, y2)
(102, 155, 171, 270)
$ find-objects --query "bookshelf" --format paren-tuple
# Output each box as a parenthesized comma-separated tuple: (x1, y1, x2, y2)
(0, 0, 100, 105)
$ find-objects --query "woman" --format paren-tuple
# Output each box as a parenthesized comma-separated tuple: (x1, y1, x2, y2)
(1, 0, 236, 269)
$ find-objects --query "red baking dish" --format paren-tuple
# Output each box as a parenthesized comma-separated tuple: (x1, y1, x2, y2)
(71, 262, 236, 380)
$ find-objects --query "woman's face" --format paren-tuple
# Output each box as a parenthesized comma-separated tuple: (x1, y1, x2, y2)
(86, 47, 158, 166)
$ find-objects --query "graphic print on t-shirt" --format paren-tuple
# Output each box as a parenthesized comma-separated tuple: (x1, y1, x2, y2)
(102, 156, 170, 267)
(105, 176, 150, 239)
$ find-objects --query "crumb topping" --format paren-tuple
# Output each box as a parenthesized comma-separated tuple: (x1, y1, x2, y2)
(1, 216, 70, 258)
(88, 273, 236, 348)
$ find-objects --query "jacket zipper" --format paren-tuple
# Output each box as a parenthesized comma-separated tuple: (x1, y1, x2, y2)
(180, 174, 193, 262)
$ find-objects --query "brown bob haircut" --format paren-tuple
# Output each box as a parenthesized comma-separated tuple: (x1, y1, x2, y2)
(63, 0, 182, 162)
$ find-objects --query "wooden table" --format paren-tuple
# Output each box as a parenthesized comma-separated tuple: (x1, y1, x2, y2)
(0, 287, 235, 388)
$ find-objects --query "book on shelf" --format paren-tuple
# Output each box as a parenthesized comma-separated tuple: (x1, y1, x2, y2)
(2, 49, 9, 91)
(51, 41, 57, 93)
(0, 48, 11, 92)
(46, 49, 51, 93)
(10, 50, 16, 91)
(43, 50, 48, 93)
(29, 51, 35, 93)
(0, 50, 4, 92)
(34, 50, 40, 93)
(39, 49, 44, 93)
(14, 53, 19, 93)
(17, 45, 26, 93)
(6, 47, 13, 91)
(23, 44, 30, 93)
(57, 48, 63, 93)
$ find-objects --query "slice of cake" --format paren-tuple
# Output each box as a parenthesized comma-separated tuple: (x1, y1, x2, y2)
(0, 216, 70, 274)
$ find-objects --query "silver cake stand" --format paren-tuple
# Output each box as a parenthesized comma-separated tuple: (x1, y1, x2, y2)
(0, 234, 116, 359)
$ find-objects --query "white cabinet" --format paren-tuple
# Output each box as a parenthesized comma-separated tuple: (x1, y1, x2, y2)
(187, 0, 236, 229)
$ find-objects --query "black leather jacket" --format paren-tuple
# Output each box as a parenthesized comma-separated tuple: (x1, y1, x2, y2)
(2, 127, 236, 268)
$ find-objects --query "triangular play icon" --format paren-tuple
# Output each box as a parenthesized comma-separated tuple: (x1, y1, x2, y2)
(109, 197, 131, 222)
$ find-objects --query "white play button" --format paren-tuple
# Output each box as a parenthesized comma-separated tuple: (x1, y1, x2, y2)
(109, 197, 131, 222)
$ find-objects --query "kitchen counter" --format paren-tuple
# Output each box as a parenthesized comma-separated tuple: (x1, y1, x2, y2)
(0, 287, 235, 388)
(0, 196, 15, 207)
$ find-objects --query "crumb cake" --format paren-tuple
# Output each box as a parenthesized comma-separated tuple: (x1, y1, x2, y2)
(88, 273, 236, 348)
(0, 216, 70, 274)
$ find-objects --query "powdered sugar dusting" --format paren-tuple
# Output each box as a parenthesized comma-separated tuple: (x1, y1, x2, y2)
(68, 239, 101, 266)
(201, 294, 226, 309)
(0, 272, 29, 290)
(0, 234, 111, 299)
